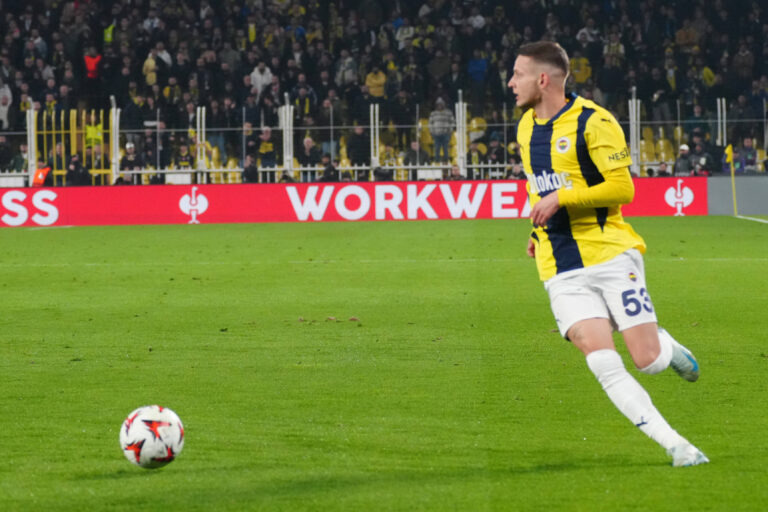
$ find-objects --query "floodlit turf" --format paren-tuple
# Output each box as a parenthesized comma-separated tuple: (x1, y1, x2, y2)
(1, 216, 766, 511)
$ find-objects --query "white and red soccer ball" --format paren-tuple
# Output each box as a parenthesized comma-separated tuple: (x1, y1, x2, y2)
(119, 405, 185, 469)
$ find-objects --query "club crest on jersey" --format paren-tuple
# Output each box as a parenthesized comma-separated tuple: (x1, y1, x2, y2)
(556, 136, 571, 153)
(629, 272, 637, 282)
(525, 170, 573, 195)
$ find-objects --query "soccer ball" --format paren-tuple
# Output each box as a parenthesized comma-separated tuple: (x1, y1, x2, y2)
(119, 405, 185, 469)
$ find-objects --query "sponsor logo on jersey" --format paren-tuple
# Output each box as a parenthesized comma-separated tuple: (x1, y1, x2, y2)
(525, 170, 573, 195)
(608, 147, 631, 162)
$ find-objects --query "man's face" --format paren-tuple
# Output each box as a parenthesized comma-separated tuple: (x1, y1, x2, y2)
(508, 56, 542, 110)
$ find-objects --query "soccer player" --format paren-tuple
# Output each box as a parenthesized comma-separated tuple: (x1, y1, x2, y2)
(508, 41, 708, 467)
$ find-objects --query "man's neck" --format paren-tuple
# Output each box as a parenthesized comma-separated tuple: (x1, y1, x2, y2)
(534, 92, 568, 120)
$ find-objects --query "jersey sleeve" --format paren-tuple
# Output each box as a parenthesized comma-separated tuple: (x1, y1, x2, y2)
(585, 111, 632, 172)
(557, 167, 634, 207)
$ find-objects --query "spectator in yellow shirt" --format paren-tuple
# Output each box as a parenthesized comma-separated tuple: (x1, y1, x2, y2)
(143, 49, 158, 87)
(365, 65, 387, 100)
(570, 49, 592, 85)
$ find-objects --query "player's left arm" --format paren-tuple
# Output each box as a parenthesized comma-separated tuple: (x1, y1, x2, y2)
(557, 168, 634, 208)
(558, 111, 635, 208)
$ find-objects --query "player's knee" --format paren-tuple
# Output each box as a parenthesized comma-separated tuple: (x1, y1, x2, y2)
(568, 319, 614, 356)
(623, 323, 666, 372)
(631, 349, 659, 370)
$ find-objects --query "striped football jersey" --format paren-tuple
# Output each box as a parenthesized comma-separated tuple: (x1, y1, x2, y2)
(517, 93, 646, 281)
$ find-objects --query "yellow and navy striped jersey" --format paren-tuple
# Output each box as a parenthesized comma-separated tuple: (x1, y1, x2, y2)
(517, 93, 646, 281)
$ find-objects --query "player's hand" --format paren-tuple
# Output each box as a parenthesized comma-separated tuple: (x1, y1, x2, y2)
(526, 238, 535, 258)
(530, 192, 560, 227)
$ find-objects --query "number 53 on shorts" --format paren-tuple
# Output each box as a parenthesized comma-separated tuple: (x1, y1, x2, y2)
(622, 288, 654, 317)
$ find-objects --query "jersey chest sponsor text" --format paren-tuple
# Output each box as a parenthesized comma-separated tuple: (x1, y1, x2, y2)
(526, 170, 573, 195)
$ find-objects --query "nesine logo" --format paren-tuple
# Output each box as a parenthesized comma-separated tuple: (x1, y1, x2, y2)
(179, 186, 209, 224)
(664, 179, 694, 216)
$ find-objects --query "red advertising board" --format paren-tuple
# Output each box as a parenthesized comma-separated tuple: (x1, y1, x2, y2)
(0, 177, 707, 227)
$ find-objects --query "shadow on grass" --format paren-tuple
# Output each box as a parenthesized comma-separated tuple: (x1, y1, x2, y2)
(73, 467, 167, 480)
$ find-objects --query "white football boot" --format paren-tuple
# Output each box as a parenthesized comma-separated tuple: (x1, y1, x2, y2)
(659, 327, 700, 382)
(667, 443, 710, 467)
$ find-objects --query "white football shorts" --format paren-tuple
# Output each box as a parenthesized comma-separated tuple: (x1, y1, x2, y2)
(543, 249, 658, 339)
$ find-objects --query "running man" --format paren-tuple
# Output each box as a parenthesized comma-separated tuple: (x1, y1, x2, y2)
(509, 41, 708, 467)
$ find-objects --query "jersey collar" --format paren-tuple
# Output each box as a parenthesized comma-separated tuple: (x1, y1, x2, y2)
(546, 92, 578, 125)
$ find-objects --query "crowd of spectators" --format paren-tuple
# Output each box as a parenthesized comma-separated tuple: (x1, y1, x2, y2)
(0, 0, 766, 178)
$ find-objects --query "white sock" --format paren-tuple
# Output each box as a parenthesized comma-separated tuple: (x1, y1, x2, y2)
(638, 328, 673, 374)
(585, 349, 687, 450)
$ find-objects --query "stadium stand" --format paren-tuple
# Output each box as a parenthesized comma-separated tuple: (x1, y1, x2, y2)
(0, 0, 765, 182)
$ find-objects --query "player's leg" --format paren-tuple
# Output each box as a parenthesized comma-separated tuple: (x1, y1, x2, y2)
(567, 317, 615, 355)
(601, 249, 699, 381)
(569, 320, 687, 453)
(621, 322, 668, 371)
(592, 250, 707, 465)
(658, 326, 700, 382)
(547, 273, 702, 464)
(623, 322, 699, 382)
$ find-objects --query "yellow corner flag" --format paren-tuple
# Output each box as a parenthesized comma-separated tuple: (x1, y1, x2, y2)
(725, 144, 738, 215)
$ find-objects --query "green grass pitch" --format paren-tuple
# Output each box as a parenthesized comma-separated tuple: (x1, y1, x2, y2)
(1, 216, 766, 511)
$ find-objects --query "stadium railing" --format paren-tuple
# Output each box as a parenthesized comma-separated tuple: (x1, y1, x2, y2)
(3, 97, 765, 187)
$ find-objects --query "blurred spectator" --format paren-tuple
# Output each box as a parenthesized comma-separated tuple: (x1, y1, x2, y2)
(732, 42, 755, 82)
(66, 153, 90, 186)
(730, 94, 759, 142)
(10, 143, 28, 173)
(297, 137, 321, 181)
(317, 154, 339, 182)
(314, 70, 336, 105)
(685, 105, 710, 141)
(365, 65, 387, 102)
(429, 98, 454, 163)
(467, 49, 488, 111)
(403, 140, 430, 181)
(690, 142, 715, 176)
(466, 142, 484, 180)
(740, 137, 758, 173)
(0, 93, 15, 131)
(172, 142, 194, 170)
(83, 46, 102, 107)
(644, 67, 673, 130)
(673, 144, 693, 176)
(242, 154, 259, 183)
(120, 142, 144, 185)
(388, 89, 415, 150)
(447, 164, 464, 180)
(373, 165, 394, 181)
(0, 135, 13, 170)
(293, 87, 316, 125)
(256, 127, 280, 172)
(350, 85, 373, 126)
(444, 62, 467, 105)
(570, 49, 592, 88)
(347, 126, 370, 167)
(504, 158, 524, 179)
